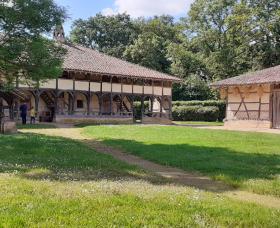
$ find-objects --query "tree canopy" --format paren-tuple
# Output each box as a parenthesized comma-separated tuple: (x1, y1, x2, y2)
(0, 0, 67, 87)
(70, 13, 139, 58)
(68, 0, 280, 101)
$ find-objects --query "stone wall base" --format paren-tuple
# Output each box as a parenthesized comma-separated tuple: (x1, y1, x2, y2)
(2, 121, 17, 134)
(55, 116, 134, 125)
(142, 117, 172, 125)
(224, 120, 272, 129)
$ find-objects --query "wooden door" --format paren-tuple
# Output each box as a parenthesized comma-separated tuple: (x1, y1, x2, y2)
(272, 90, 280, 129)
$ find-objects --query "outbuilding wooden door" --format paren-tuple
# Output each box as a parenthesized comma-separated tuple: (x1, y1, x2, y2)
(272, 90, 280, 129)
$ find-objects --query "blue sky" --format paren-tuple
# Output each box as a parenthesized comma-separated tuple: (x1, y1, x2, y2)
(55, 0, 194, 35)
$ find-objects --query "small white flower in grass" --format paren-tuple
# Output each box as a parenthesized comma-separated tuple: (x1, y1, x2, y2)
(26, 203, 34, 210)
(191, 189, 203, 201)
(193, 214, 208, 227)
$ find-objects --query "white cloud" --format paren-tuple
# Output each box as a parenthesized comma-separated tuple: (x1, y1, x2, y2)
(102, 8, 116, 16)
(102, 0, 194, 18)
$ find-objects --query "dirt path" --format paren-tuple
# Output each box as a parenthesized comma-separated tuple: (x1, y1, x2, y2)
(20, 127, 280, 209)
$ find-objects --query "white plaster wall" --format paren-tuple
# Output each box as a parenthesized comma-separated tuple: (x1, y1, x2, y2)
(40, 80, 56, 89)
(133, 85, 142, 94)
(163, 87, 172, 96)
(58, 79, 73, 90)
(75, 81, 89, 91)
(154, 87, 162, 96)
(144, 86, 152, 95)
(226, 85, 271, 121)
(123, 84, 132, 93)
(90, 82, 101, 92)
(102, 82, 111, 92)
(112, 84, 122, 93)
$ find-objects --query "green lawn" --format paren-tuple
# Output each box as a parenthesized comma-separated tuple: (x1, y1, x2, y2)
(0, 133, 280, 226)
(173, 121, 224, 126)
(83, 125, 280, 197)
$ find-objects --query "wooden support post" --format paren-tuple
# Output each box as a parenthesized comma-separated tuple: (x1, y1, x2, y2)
(72, 92, 76, 115)
(87, 93, 91, 116)
(131, 96, 135, 122)
(100, 76, 103, 115)
(54, 79, 59, 121)
(72, 74, 76, 115)
(35, 90, 40, 119)
(54, 92, 58, 122)
(160, 81, 164, 118)
(141, 96, 144, 119)
(120, 77, 123, 114)
(150, 97, 154, 115)
(110, 77, 113, 115)
(169, 82, 173, 120)
(87, 80, 91, 115)
(258, 97, 262, 120)
(68, 93, 72, 115)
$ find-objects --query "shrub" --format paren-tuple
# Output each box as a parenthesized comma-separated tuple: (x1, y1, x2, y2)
(172, 105, 220, 122)
(172, 100, 226, 121)
(133, 101, 149, 120)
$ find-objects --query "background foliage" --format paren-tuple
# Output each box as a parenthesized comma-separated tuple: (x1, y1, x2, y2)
(70, 0, 280, 101)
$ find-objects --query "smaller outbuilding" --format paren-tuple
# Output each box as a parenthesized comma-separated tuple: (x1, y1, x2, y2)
(212, 65, 280, 129)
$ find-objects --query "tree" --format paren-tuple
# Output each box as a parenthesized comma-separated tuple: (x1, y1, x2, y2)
(0, 0, 66, 83)
(172, 75, 216, 101)
(123, 15, 181, 72)
(0, 0, 67, 131)
(186, 0, 244, 80)
(185, 0, 280, 80)
(241, 0, 280, 69)
(124, 32, 170, 72)
(167, 42, 215, 100)
(70, 13, 139, 58)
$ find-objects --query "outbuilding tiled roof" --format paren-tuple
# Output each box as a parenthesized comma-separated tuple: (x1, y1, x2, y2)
(62, 43, 181, 82)
(211, 65, 280, 87)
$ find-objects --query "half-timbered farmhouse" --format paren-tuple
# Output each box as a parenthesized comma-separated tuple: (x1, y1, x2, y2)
(212, 65, 280, 129)
(1, 27, 180, 125)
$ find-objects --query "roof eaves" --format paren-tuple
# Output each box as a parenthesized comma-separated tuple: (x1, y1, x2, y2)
(63, 68, 182, 82)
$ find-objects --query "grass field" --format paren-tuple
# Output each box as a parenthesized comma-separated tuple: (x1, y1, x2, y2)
(0, 132, 280, 226)
(83, 125, 280, 197)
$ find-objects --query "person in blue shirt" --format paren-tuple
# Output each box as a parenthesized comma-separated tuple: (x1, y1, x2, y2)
(19, 102, 28, 125)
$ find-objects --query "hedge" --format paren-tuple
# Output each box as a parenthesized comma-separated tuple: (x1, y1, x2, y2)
(133, 100, 226, 122)
(172, 105, 220, 122)
(172, 100, 226, 122)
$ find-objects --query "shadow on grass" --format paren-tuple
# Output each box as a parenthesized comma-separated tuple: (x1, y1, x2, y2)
(0, 133, 162, 184)
(98, 138, 280, 186)
(1, 132, 279, 193)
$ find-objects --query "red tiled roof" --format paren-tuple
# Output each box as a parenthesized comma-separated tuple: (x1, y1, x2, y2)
(62, 43, 181, 82)
(211, 65, 280, 87)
